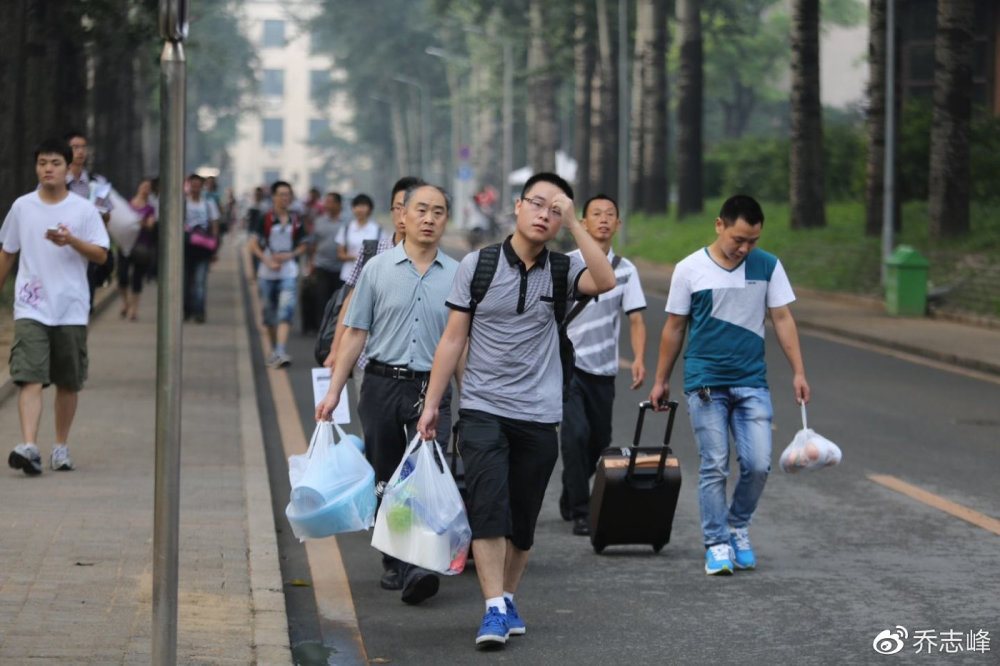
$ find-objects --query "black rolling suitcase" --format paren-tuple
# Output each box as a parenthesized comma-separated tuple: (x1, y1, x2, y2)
(589, 400, 681, 554)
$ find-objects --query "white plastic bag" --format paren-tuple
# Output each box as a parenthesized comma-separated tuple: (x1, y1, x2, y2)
(779, 403, 842, 473)
(285, 422, 376, 540)
(371, 434, 471, 575)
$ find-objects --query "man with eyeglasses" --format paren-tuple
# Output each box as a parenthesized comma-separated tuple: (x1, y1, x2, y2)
(316, 182, 458, 605)
(249, 180, 307, 367)
(417, 172, 616, 650)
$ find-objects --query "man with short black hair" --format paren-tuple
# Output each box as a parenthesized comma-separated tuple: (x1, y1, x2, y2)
(183, 173, 220, 323)
(649, 194, 810, 576)
(64, 130, 113, 309)
(317, 183, 458, 605)
(417, 172, 616, 650)
(0, 138, 110, 475)
(249, 180, 307, 367)
(559, 193, 647, 537)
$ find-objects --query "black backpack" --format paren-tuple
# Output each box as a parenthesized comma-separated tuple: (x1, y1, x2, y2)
(469, 243, 575, 388)
(313, 239, 380, 365)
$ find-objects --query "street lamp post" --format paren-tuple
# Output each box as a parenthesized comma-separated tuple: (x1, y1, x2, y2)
(154, 0, 187, 663)
(425, 46, 471, 229)
(393, 74, 430, 179)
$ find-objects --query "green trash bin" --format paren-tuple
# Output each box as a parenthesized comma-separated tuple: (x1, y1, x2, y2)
(885, 245, 929, 316)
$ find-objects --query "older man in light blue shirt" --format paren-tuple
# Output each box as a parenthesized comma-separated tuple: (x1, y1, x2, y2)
(316, 183, 457, 605)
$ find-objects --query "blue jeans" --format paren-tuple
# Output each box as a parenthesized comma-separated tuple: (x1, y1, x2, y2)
(686, 386, 773, 547)
(184, 255, 211, 318)
(258, 277, 298, 327)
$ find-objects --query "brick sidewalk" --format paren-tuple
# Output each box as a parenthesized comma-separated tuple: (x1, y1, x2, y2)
(0, 244, 289, 663)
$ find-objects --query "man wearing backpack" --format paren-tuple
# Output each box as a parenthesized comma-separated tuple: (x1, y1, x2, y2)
(558, 194, 647, 537)
(249, 181, 307, 367)
(316, 183, 458, 605)
(416, 172, 616, 650)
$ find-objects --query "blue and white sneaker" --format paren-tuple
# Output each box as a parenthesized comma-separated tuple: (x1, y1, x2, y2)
(505, 598, 526, 636)
(475, 608, 509, 649)
(729, 528, 756, 570)
(704, 543, 735, 575)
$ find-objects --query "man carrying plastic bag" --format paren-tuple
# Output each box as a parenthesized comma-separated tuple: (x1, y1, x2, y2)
(372, 434, 471, 575)
(316, 183, 460, 605)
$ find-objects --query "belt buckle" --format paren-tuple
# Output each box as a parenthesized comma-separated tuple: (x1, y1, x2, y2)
(391, 366, 404, 380)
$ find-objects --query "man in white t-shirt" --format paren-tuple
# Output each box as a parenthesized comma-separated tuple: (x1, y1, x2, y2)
(335, 193, 383, 282)
(0, 138, 111, 475)
(649, 194, 810, 576)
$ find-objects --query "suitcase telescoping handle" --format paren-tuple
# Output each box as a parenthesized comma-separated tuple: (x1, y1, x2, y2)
(628, 400, 679, 484)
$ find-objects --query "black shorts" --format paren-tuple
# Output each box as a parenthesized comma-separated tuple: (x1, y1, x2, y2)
(457, 409, 559, 551)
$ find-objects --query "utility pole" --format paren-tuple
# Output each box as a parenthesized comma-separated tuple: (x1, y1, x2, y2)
(154, 0, 187, 663)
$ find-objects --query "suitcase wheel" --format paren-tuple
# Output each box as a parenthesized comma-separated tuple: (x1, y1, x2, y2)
(652, 543, 665, 553)
(592, 541, 606, 554)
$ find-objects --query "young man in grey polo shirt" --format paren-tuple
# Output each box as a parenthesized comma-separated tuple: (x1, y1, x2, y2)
(417, 172, 616, 650)
(316, 183, 457, 605)
(559, 194, 647, 537)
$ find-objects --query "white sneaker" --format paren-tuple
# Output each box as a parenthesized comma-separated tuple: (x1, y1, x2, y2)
(276, 352, 292, 368)
(50, 445, 75, 471)
(9, 443, 42, 475)
(265, 351, 281, 368)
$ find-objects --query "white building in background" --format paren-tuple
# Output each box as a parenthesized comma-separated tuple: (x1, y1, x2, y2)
(230, 0, 352, 199)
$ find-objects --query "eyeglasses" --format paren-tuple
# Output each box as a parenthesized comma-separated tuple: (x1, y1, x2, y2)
(391, 204, 404, 212)
(521, 197, 563, 221)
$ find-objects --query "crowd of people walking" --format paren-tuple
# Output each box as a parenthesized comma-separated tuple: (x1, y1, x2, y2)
(0, 131, 812, 654)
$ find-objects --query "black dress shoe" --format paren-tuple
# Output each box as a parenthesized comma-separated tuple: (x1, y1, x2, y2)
(401, 569, 440, 605)
(380, 568, 403, 590)
(572, 517, 590, 536)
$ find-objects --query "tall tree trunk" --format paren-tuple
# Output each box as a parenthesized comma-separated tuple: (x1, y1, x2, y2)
(472, 64, 500, 194)
(389, 92, 410, 177)
(631, 0, 669, 214)
(590, 0, 618, 195)
(928, 0, 973, 239)
(527, 0, 557, 173)
(675, 0, 703, 218)
(864, 0, 887, 237)
(790, 0, 826, 229)
(0, 0, 28, 209)
(574, 0, 596, 201)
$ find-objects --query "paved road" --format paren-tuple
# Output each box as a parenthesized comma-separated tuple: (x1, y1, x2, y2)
(275, 288, 1000, 665)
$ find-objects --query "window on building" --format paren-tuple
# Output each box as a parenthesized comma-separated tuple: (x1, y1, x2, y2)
(262, 118, 284, 146)
(262, 69, 284, 98)
(262, 20, 285, 48)
(263, 170, 281, 187)
(310, 69, 331, 106)
(308, 118, 330, 143)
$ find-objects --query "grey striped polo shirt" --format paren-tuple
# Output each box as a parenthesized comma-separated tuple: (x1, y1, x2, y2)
(566, 249, 646, 376)
(447, 238, 586, 423)
(343, 241, 458, 371)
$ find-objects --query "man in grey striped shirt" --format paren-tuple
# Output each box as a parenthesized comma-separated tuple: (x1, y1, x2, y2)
(559, 194, 647, 536)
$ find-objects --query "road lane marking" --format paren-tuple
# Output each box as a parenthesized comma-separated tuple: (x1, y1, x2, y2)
(868, 474, 1000, 536)
(243, 248, 369, 662)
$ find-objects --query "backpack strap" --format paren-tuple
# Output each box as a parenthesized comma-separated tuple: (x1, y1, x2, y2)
(549, 251, 570, 326)
(469, 243, 501, 319)
(359, 239, 379, 269)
